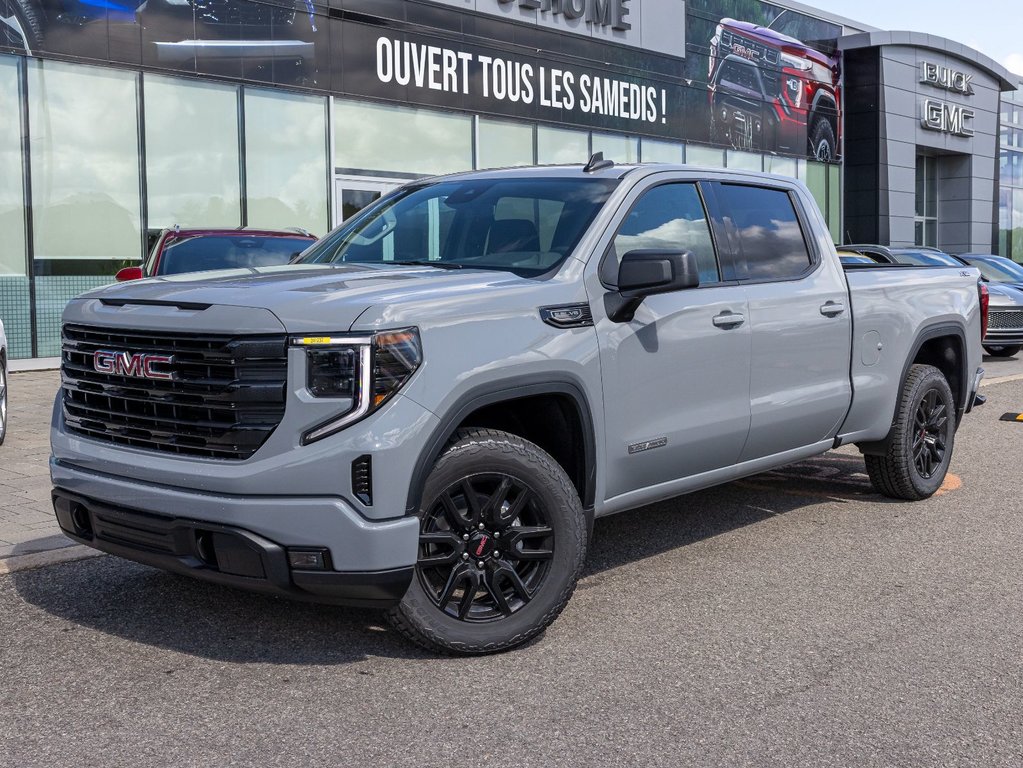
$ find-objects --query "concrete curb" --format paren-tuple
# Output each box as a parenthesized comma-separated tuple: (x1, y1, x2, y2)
(0, 545, 102, 575)
(982, 373, 1023, 387)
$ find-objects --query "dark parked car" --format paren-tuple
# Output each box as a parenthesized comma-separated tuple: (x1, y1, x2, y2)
(957, 254, 1023, 291)
(116, 227, 318, 281)
(841, 244, 1023, 357)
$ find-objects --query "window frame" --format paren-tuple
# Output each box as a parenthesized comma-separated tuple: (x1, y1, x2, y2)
(709, 180, 821, 285)
(598, 178, 729, 290)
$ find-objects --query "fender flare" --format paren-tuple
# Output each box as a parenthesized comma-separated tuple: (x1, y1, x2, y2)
(403, 375, 598, 530)
(809, 89, 838, 127)
(858, 322, 970, 456)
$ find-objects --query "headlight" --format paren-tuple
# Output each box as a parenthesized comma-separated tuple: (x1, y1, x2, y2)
(780, 52, 812, 71)
(293, 328, 422, 443)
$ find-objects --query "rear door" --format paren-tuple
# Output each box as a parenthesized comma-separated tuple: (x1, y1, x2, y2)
(591, 177, 752, 501)
(712, 181, 852, 461)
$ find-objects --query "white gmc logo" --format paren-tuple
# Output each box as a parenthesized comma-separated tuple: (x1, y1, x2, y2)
(93, 350, 175, 380)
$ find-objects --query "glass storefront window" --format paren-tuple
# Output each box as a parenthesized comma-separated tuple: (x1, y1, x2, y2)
(28, 60, 141, 261)
(478, 118, 534, 169)
(334, 100, 472, 176)
(641, 138, 685, 164)
(591, 132, 638, 163)
(765, 156, 797, 179)
(244, 88, 329, 236)
(0, 55, 26, 277)
(805, 161, 827, 216)
(686, 144, 724, 167)
(537, 126, 589, 165)
(828, 163, 841, 243)
(145, 75, 241, 229)
(726, 150, 762, 171)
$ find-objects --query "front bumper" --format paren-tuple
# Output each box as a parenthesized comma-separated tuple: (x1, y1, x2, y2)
(53, 488, 414, 607)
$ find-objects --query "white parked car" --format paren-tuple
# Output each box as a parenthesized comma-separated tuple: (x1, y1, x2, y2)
(0, 316, 7, 445)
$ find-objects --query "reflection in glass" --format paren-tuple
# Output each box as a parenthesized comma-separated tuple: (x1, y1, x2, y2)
(612, 183, 720, 284)
(245, 88, 329, 236)
(145, 75, 241, 229)
(726, 150, 762, 171)
(537, 126, 589, 165)
(0, 55, 26, 276)
(686, 144, 725, 167)
(334, 100, 472, 176)
(28, 60, 141, 261)
(641, 139, 685, 164)
(478, 118, 533, 169)
(591, 133, 638, 163)
(341, 190, 382, 222)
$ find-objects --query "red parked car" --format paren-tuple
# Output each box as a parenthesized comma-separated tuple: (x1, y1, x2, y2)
(115, 227, 318, 281)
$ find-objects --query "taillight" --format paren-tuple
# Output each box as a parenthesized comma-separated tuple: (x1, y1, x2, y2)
(979, 282, 989, 340)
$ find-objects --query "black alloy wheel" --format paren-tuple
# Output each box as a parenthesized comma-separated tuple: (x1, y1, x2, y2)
(912, 389, 948, 479)
(386, 428, 586, 655)
(417, 473, 554, 622)
(864, 364, 956, 500)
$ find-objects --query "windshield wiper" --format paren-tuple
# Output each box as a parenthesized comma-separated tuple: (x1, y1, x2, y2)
(390, 259, 464, 270)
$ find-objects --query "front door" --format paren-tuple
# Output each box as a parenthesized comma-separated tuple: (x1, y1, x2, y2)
(593, 179, 752, 502)
(334, 177, 400, 226)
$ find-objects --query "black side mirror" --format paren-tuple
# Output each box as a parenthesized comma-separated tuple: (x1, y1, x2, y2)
(606, 249, 700, 322)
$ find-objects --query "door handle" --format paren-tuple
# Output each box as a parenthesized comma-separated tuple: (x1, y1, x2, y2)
(713, 311, 745, 328)
(820, 301, 846, 317)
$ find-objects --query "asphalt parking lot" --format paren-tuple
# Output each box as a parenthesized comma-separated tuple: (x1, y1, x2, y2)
(2, 361, 1023, 766)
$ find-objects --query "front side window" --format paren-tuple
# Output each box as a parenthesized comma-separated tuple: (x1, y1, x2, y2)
(299, 178, 617, 277)
(718, 184, 813, 280)
(610, 183, 720, 285)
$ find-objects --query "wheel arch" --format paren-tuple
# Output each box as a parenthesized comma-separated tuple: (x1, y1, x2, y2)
(404, 376, 597, 526)
(857, 322, 969, 456)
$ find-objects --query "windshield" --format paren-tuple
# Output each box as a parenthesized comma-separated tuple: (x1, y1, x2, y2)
(965, 256, 1023, 282)
(298, 178, 619, 276)
(157, 235, 313, 276)
(890, 249, 961, 267)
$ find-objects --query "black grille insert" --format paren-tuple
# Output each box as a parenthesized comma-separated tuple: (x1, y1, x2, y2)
(61, 324, 288, 460)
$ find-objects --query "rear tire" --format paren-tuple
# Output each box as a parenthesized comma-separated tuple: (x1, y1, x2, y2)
(386, 428, 586, 655)
(864, 364, 955, 501)
(809, 117, 837, 162)
(983, 344, 1021, 358)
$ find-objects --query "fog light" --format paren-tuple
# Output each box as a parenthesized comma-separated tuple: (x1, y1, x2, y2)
(288, 549, 329, 570)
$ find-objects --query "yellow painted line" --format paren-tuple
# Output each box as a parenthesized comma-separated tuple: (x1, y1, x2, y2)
(982, 373, 1023, 387)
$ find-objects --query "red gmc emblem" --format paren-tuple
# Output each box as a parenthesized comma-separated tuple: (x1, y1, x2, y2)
(93, 350, 175, 381)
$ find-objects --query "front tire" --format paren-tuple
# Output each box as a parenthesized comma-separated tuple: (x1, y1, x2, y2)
(983, 344, 1021, 358)
(386, 428, 587, 655)
(1, 0, 43, 53)
(864, 364, 955, 500)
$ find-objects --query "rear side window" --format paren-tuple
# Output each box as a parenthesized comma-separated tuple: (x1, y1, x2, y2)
(611, 183, 720, 285)
(717, 184, 813, 281)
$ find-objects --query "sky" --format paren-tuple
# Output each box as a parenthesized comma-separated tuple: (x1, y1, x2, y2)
(798, 0, 1023, 78)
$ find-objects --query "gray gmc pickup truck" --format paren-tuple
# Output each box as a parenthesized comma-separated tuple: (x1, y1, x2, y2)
(50, 162, 985, 654)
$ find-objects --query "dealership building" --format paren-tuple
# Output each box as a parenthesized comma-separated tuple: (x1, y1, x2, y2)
(0, 0, 1019, 359)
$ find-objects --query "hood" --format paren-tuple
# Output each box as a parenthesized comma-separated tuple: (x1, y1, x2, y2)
(719, 18, 837, 68)
(986, 282, 1023, 308)
(77, 263, 538, 333)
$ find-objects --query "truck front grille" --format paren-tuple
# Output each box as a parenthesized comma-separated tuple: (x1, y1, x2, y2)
(61, 324, 288, 460)
(718, 29, 780, 67)
(989, 309, 1023, 330)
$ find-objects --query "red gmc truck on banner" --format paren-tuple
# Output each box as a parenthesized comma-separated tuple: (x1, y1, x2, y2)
(708, 10, 842, 161)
